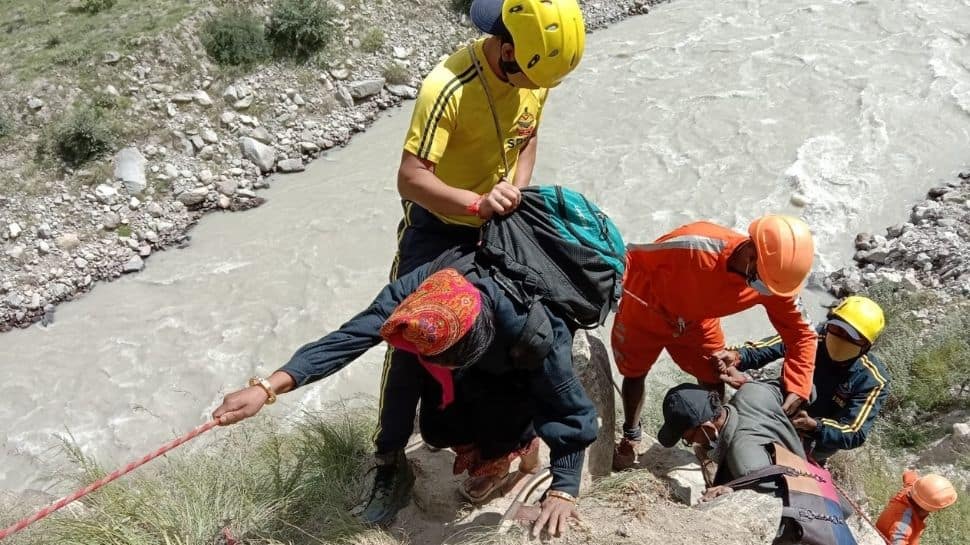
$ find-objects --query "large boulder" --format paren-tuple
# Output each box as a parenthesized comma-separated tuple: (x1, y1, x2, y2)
(114, 147, 147, 194)
(238, 137, 277, 173)
(918, 419, 970, 465)
(697, 488, 887, 545)
(349, 78, 386, 99)
(573, 329, 615, 479)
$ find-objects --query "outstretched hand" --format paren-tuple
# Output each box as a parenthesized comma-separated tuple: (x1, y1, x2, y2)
(212, 386, 269, 425)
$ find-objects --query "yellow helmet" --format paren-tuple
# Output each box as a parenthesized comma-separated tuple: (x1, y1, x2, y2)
(830, 296, 885, 344)
(471, 0, 586, 88)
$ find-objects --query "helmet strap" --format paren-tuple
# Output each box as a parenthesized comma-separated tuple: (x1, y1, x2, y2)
(496, 41, 521, 80)
(500, 59, 522, 77)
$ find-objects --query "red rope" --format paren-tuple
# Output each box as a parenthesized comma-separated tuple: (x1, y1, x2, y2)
(0, 419, 219, 541)
(831, 478, 890, 545)
(806, 453, 890, 545)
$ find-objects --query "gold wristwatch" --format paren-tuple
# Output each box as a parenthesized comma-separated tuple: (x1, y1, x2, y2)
(248, 376, 277, 405)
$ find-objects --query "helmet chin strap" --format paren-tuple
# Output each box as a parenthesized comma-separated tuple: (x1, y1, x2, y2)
(487, 38, 518, 84)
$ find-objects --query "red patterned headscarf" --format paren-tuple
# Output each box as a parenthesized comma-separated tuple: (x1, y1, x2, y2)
(380, 268, 482, 356)
(380, 269, 483, 407)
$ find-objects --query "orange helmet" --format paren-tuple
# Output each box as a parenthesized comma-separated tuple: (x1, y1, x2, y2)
(748, 215, 815, 297)
(911, 474, 958, 512)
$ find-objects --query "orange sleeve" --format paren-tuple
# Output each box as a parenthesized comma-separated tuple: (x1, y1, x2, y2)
(878, 502, 920, 545)
(762, 295, 817, 400)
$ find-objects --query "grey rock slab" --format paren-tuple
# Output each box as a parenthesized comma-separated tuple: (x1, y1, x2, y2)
(114, 147, 147, 194)
(277, 158, 305, 173)
(193, 90, 213, 106)
(176, 188, 209, 207)
(55, 233, 81, 251)
(123, 255, 144, 273)
(386, 84, 418, 99)
(238, 137, 277, 173)
(349, 78, 386, 99)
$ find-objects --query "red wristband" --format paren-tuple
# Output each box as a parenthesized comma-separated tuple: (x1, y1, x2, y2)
(466, 195, 484, 217)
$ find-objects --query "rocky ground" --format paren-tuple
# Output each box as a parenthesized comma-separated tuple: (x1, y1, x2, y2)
(825, 169, 970, 303)
(0, 0, 657, 332)
(821, 166, 970, 509)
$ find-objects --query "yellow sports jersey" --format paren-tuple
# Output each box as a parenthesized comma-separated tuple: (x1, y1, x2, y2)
(403, 38, 549, 226)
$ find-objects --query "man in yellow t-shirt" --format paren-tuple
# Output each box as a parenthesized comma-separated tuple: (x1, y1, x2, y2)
(358, 0, 586, 528)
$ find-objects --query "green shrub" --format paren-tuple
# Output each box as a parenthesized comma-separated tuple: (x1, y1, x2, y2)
(0, 115, 12, 139)
(52, 46, 89, 66)
(360, 27, 385, 53)
(81, 0, 116, 14)
(91, 91, 119, 110)
(201, 9, 271, 66)
(266, 0, 337, 61)
(450, 0, 474, 15)
(45, 106, 116, 167)
(382, 62, 410, 85)
(867, 285, 970, 417)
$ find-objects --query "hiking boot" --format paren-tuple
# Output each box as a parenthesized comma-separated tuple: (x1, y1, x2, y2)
(612, 437, 639, 471)
(355, 451, 415, 527)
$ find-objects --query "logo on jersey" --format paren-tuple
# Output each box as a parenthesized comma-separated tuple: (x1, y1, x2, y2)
(505, 108, 537, 150)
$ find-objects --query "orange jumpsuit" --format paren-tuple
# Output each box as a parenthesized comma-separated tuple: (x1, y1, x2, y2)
(611, 221, 817, 400)
(876, 470, 927, 545)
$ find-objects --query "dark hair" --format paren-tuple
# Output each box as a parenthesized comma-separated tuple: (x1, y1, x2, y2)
(422, 305, 495, 369)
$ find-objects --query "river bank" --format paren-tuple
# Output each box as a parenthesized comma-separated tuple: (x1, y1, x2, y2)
(826, 169, 970, 304)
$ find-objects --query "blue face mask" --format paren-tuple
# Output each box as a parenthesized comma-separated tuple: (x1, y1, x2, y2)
(702, 427, 720, 453)
(747, 277, 774, 296)
(745, 260, 774, 296)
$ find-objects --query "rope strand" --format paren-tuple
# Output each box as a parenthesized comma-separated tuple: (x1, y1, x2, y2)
(0, 419, 219, 541)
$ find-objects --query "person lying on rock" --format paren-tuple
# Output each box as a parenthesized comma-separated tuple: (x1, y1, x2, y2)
(212, 264, 598, 537)
(714, 295, 890, 466)
(655, 382, 806, 501)
(876, 470, 958, 545)
(613, 215, 817, 470)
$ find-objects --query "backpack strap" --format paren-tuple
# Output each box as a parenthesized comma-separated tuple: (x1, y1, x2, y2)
(721, 464, 792, 490)
(427, 245, 479, 277)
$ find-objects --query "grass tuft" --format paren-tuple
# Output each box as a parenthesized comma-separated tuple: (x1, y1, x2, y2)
(1, 409, 385, 545)
(359, 28, 385, 54)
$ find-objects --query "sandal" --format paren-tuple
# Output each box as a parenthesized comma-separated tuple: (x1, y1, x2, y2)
(459, 471, 518, 504)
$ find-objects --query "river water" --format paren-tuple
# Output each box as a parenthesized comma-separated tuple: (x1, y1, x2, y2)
(3, 0, 970, 491)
